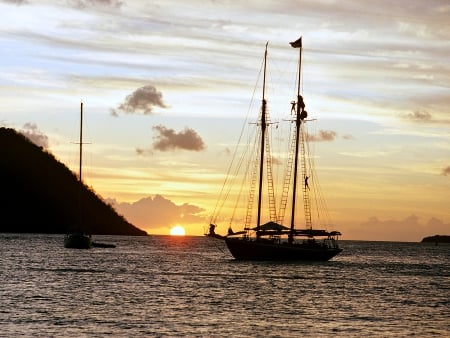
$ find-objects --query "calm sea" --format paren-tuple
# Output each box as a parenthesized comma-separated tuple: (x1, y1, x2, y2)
(1, 234, 448, 337)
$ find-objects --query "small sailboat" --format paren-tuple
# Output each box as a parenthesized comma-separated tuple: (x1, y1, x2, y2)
(64, 102, 92, 249)
(209, 37, 342, 261)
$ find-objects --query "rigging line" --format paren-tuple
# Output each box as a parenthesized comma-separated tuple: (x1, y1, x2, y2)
(241, 132, 260, 229)
(215, 117, 259, 227)
(231, 129, 258, 225)
(300, 122, 312, 229)
(277, 118, 295, 225)
(308, 123, 321, 224)
(214, 242, 227, 255)
(313, 160, 332, 228)
(311, 130, 325, 224)
(210, 57, 266, 224)
(210, 106, 254, 224)
(217, 141, 248, 225)
(267, 52, 298, 105)
(306, 123, 332, 228)
(216, 126, 256, 226)
(305, 122, 318, 222)
(271, 115, 283, 206)
(265, 125, 277, 221)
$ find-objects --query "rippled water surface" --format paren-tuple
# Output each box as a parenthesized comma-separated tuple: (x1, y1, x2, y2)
(1, 234, 449, 337)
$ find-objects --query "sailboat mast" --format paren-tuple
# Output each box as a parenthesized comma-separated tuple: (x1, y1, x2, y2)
(79, 101, 83, 182)
(78, 101, 84, 230)
(256, 42, 268, 239)
(289, 37, 303, 244)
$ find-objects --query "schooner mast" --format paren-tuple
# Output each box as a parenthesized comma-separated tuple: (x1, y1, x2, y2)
(289, 36, 307, 244)
(256, 42, 268, 240)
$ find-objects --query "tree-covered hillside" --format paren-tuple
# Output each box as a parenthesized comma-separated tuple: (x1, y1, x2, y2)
(0, 127, 146, 236)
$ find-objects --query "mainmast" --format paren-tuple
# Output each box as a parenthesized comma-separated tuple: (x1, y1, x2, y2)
(256, 42, 268, 240)
(289, 36, 306, 244)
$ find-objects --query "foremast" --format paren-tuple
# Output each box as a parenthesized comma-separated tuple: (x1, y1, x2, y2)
(256, 42, 268, 240)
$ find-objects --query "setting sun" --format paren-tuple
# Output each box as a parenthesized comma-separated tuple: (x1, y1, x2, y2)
(169, 225, 186, 236)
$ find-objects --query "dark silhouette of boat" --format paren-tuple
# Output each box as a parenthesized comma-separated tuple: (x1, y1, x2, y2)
(64, 231, 92, 249)
(64, 102, 92, 249)
(209, 37, 342, 261)
(92, 241, 116, 248)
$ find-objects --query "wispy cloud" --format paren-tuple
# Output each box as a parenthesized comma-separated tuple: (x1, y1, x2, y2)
(403, 110, 432, 122)
(2, 0, 29, 5)
(399, 110, 450, 126)
(2, 0, 122, 7)
(135, 147, 150, 156)
(20, 123, 49, 149)
(111, 85, 167, 116)
(307, 130, 337, 142)
(342, 134, 354, 140)
(69, 0, 123, 8)
(221, 148, 232, 156)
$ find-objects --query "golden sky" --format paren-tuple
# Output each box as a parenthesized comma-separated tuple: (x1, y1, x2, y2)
(1, 0, 449, 241)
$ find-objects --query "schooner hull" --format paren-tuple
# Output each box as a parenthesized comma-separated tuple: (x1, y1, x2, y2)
(225, 237, 342, 261)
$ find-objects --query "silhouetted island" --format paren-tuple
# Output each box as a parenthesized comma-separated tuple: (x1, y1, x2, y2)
(0, 127, 146, 236)
(421, 235, 450, 244)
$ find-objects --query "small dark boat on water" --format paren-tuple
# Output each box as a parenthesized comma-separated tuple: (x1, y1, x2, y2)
(63, 102, 116, 250)
(92, 241, 116, 248)
(64, 102, 92, 249)
(64, 231, 92, 249)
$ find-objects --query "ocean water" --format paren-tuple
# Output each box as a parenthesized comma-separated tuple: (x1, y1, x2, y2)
(1, 234, 448, 337)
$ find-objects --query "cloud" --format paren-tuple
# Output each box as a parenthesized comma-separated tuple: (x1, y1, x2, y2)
(349, 215, 450, 242)
(68, 0, 123, 8)
(2, 0, 29, 4)
(401, 110, 450, 125)
(307, 130, 337, 142)
(111, 85, 167, 116)
(403, 110, 432, 122)
(2, 0, 122, 6)
(107, 195, 205, 231)
(221, 148, 232, 156)
(151, 125, 205, 152)
(342, 134, 354, 140)
(135, 147, 151, 156)
(441, 166, 450, 176)
(20, 123, 49, 149)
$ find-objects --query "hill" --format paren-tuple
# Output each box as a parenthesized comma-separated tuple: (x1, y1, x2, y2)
(0, 127, 146, 236)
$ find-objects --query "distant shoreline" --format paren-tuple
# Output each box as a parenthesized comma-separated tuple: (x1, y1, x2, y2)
(421, 235, 450, 243)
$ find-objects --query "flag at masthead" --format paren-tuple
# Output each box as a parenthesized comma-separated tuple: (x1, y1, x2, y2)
(290, 36, 302, 48)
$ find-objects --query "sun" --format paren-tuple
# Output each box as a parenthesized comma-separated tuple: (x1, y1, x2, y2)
(169, 225, 186, 236)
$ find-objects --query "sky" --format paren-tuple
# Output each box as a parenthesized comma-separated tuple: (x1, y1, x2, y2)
(1, 0, 449, 241)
